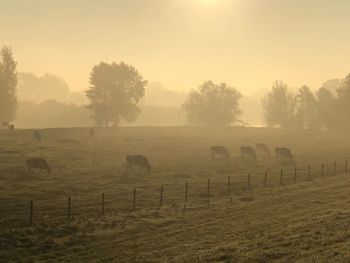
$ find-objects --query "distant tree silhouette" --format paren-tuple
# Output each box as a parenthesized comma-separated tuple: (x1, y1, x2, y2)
(0, 46, 17, 123)
(261, 81, 296, 128)
(86, 62, 147, 127)
(316, 87, 336, 129)
(295, 86, 320, 129)
(318, 73, 350, 131)
(182, 81, 241, 126)
(17, 72, 71, 103)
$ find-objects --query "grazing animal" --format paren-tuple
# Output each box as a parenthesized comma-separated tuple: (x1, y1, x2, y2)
(33, 130, 42, 142)
(210, 146, 230, 159)
(126, 155, 151, 175)
(255, 143, 271, 155)
(240, 146, 257, 161)
(275, 147, 294, 161)
(26, 158, 51, 174)
(2, 122, 9, 128)
(8, 124, 15, 132)
(90, 128, 95, 138)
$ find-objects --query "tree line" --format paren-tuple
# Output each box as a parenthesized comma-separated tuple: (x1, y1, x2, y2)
(262, 79, 350, 131)
(1, 46, 350, 131)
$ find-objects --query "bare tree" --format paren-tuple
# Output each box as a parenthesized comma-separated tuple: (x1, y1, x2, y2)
(261, 81, 296, 128)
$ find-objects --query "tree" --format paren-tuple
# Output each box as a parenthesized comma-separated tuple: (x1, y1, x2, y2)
(327, 73, 350, 130)
(86, 62, 147, 127)
(316, 87, 337, 130)
(182, 81, 242, 126)
(17, 72, 70, 103)
(314, 73, 350, 131)
(295, 86, 320, 129)
(261, 81, 296, 128)
(0, 46, 17, 123)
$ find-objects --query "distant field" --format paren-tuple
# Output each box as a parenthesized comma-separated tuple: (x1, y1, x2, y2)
(1, 126, 350, 262)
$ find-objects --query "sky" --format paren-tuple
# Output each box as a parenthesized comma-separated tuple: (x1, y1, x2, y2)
(1, 0, 350, 95)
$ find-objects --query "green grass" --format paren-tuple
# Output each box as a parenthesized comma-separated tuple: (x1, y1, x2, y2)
(1, 126, 350, 262)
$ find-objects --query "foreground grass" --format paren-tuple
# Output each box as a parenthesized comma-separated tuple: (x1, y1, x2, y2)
(1, 127, 350, 262)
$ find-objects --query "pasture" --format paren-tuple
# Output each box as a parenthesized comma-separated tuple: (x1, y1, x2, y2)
(1, 127, 350, 262)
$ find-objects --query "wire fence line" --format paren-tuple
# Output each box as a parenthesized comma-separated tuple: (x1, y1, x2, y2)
(0, 159, 348, 228)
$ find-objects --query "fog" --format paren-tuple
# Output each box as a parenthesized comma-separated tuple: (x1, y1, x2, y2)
(3, 2, 350, 262)
(0, 0, 350, 129)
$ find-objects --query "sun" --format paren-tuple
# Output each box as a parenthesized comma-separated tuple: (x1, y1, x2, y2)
(200, 0, 217, 3)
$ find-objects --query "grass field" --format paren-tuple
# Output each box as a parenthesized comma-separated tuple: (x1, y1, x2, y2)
(1, 126, 350, 262)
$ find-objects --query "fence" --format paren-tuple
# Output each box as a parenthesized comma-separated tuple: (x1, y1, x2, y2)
(0, 159, 348, 228)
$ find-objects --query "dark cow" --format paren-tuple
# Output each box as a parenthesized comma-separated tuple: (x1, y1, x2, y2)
(240, 146, 257, 161)
(89, 128, 95, 138)
(33, 130, 42, 142)
(210, 146, 229, 159)
(255, 143, 270, 155)
(126, 155, 151, 175)
(275, 147, 294, 161)
(26, 158, 51, 174)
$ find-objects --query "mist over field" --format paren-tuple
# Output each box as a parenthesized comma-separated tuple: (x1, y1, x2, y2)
(2, 1, 350, 262)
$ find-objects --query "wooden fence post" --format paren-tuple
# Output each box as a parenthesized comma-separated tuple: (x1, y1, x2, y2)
(67, 197, 71, 219)
(133, 189, 136, 210)
(247, 174, 251, 189)
(227, 175, 231, 192)
(159, 185, 164, 208)
(207, 179, 210, 208)
(183, 182, 189, 212)
(279, 169, 283, 185)
(263, 170, 267, 187)
(334, 161, 337, 175)
(346, 160, 348, 174)
(101, 193, 105, 215)
(29, 200, 33, 226)
(294, 166, 297, 183)
(308, 166, 311, 180)
(321, 163, 324, 177)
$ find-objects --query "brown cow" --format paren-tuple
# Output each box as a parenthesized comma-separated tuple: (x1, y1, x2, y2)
(26, 158, 51, 174)
(210, 146, 230, 159)
(255, 143, 271, 155)
(275, 147, 294, 161)
(126, 155, 151, 175)
(240, 146, 257, 161)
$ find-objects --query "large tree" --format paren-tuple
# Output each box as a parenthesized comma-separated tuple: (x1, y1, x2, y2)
(182, 81, 242, 126)
(319, 73, 350, 131)
(261, 81, 296, 128)
(295, 85, 320, 129)
(86, 62, 147, 127)
(0, 46, 17, 123)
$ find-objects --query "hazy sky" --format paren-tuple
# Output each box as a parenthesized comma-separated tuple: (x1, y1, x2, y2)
(1, 0, 350, 95)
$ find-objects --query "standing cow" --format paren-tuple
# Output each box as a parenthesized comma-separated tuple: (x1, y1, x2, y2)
(26, 158, 51, 174)
(275, 147, 294, 162)
(210, 146, 230, 159)
(8, 124, 15, 132)
(240, 146, 257, 162)
(255, 143, 271, 155)
(126, 155, 151, 175)
(2, 122, 9, 129)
